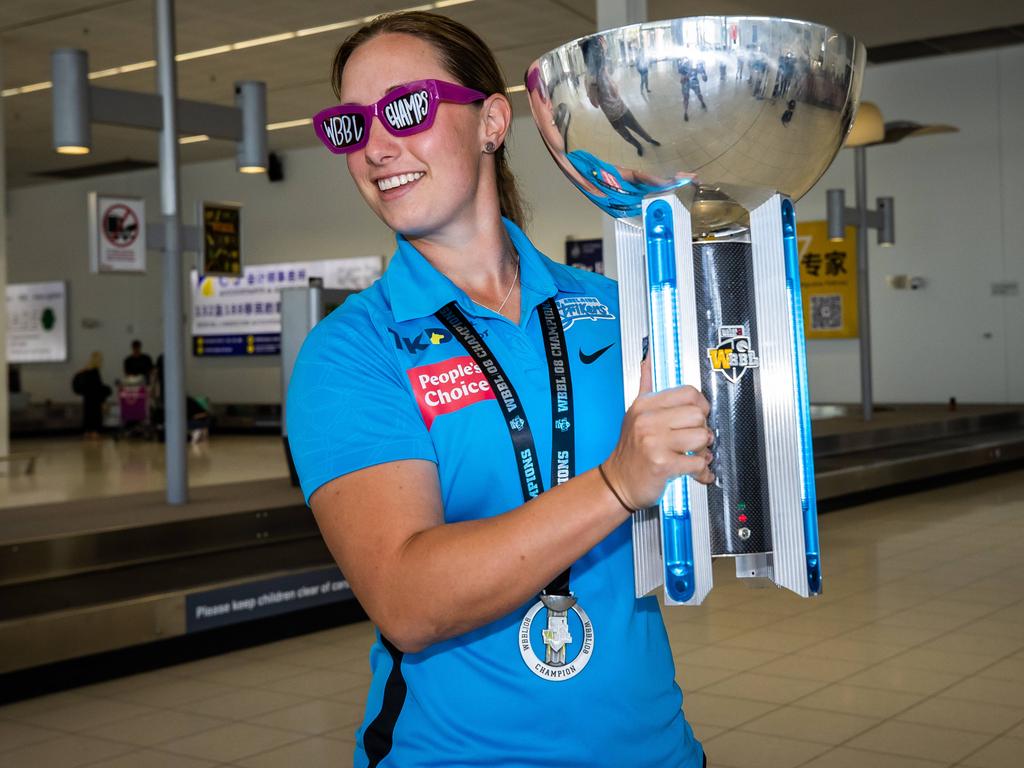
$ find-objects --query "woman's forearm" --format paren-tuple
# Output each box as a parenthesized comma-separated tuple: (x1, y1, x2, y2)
(378, 468, 628, 652)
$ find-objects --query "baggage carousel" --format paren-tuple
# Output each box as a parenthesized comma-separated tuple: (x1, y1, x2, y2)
(2, 404, 1022, 678)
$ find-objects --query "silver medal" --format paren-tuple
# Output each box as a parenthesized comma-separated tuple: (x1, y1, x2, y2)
(519, 593, 595, 681)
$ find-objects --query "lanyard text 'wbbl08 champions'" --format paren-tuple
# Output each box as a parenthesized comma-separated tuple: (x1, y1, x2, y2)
(435, 297, 595, 681)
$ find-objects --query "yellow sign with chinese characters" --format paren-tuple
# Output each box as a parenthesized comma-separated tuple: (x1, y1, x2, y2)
(796, 221, 858, 339)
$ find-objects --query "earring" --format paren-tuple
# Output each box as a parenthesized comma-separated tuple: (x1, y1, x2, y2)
(483, 141, 496, 154)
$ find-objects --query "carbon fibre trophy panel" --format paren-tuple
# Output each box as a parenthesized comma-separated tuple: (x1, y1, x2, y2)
(692, 241, 772, 556)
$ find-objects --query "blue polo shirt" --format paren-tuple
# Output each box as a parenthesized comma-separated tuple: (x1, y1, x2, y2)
(287, 218, 703, 768)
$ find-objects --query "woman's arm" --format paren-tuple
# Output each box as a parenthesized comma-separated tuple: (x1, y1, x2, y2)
(313, 461, 628, 653)
(311, 368, 713, 654)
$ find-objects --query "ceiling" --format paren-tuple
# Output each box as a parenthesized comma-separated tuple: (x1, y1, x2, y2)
(2, 0, 1023, 188)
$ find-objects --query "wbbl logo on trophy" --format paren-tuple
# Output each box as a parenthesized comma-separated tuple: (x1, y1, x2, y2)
(707, 325, 760, 384)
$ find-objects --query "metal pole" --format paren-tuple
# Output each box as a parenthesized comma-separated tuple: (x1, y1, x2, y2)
(0, 45, 10, 460)
(155, 0, 188, 503)
(854, 146, 873, 421)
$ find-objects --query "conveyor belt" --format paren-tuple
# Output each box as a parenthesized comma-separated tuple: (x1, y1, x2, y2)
(816, 426, 1024, 499)
(2, 407, 1022, 675)
(0, 538, 333, 621)
(0, 492, 317, 586)
(0, 479, 333, 674)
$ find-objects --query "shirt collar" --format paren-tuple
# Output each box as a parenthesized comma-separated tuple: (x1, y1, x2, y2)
(385, 217, 586, 323)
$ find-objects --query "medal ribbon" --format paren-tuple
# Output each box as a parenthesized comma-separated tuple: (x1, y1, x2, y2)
(435, 297, 575, 598)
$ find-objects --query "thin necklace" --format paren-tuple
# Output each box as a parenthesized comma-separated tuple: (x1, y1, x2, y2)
(480, 255, 519, 315)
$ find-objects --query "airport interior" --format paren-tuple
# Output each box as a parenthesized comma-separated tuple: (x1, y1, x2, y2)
(1, 1, 1023, 767)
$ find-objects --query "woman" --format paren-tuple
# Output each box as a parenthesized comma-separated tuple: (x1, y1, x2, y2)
(289, 12, 713, 767)
(72, 351, 111, 438)
(581, 37, 661, 156)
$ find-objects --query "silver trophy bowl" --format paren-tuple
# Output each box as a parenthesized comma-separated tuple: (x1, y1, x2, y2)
(525, 17, 865, 236)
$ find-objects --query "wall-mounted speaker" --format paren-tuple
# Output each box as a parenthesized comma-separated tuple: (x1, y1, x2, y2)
(268, 151, 284, 182)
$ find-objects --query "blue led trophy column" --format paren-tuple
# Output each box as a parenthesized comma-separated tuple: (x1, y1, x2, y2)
(643, 200, 700, 603)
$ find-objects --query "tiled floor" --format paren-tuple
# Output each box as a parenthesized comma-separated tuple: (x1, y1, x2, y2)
(0, 435, 288, 509)
(6, 406, 1008, 511)
(1, 468, 1022, 767)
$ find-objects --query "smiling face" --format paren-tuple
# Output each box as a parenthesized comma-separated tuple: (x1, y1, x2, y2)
(339, 33, 489, 239)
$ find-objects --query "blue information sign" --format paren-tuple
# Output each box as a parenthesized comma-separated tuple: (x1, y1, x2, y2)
(193, 333, 280, 356)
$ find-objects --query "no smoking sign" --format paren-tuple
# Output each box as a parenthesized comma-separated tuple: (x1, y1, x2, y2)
(88, 193, 147, 273)
(102, 203, 140, 248)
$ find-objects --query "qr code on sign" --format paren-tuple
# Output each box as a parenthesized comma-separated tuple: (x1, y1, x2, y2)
(811, 294, 842, 330)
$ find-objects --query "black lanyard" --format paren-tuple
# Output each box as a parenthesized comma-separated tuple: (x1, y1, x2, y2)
(435, 297, 575, 597)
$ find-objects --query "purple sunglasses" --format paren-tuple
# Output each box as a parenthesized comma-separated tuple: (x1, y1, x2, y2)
(313, 79, 487, 155)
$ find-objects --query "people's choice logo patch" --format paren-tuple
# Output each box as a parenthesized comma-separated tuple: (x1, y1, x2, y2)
(407, 355, 495, 428)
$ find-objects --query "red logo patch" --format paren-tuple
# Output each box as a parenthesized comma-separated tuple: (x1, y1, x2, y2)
(407, 355, 495, 429)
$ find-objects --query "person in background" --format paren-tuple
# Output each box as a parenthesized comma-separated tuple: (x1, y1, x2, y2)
(72, 351, 111, 439)
(154, 353, 164, 404)
(123, 339, 154, 382)
(635, 46, 651, 96)
(187, 395, 211, 444)
(583, 37, 661, 156)
(149, 354, 209, 443)
(677, 57, 708, 122)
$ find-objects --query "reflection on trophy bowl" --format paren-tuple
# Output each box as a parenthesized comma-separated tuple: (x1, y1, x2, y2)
(526, 17, 866, 236)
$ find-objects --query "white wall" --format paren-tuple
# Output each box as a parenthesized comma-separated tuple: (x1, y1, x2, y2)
(795, 44, 1024, 404)
(6, 43, 1023, 406)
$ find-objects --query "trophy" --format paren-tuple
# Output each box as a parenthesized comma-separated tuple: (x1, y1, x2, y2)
(527, 18, 865, 605)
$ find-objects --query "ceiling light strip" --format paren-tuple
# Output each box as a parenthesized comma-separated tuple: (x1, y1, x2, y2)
(267, 118, 312, 131)
(88, 67, 122, 79)
(232, 32, 297, 50)
(10, 80, 53, 95)
(2, 0, 476, 98)
(296, 20, 360, 37)
(119, 60, 157, 73)
(176, 45, 232, 62)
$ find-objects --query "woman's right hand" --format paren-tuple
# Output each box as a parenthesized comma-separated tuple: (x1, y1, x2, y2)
(602, 356, 715, 510)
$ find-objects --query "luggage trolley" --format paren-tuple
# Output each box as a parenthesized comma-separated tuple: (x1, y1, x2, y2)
(114, 375, 153, 440)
